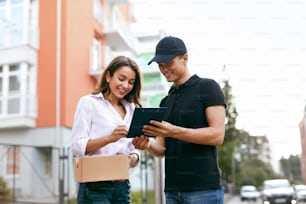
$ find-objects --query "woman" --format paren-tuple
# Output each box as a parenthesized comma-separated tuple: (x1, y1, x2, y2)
(71, 56, 142, 203)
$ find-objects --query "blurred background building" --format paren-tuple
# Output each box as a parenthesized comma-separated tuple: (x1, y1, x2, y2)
(254, 135, 271, 164)
(299, 105, 306, 184)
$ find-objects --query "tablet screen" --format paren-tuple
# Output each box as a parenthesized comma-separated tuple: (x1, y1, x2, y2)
(127, 107, 167, 138)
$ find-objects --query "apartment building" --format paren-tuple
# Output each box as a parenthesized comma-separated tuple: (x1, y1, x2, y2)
(255, 135, 271, 164)
(299, 105, 306, 184)
(0, 0, 138, 201)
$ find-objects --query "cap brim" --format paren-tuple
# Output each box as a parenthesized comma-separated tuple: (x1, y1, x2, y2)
(147, 54, 177, 65)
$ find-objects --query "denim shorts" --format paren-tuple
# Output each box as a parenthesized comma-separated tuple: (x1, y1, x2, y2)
(165, 188, 224, 204)
(77, 180, 131, 204)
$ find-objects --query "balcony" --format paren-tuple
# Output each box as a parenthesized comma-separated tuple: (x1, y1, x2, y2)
(0, 115, 36, 129)
(0, 94, 37, 129)
(107, 0, 128, 4)
(103, 5, 139, 53)
(0, 45, 37, 66)
(89, 45, 115, 80)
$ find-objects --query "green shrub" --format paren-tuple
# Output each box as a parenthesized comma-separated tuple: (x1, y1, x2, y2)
(0, 176, 11, 204)
(131, 191, 155, 204)
(66, 197, 77, 204)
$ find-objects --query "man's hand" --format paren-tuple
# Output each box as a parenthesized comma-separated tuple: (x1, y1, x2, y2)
(143, 120, 173, 138)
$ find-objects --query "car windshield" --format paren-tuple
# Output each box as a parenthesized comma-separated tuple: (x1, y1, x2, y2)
(241, 186, 257, 192)
(295, 185, 306, 191)
(242, 189, 256, 192)
(265, 182, 290, 189)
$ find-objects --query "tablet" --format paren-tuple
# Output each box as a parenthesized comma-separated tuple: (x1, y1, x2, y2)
(127, 107, 167, 138)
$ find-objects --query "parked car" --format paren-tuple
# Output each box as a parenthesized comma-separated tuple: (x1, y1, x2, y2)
(293, 184, 306, 203)
(261, 179, 294, 204)
(240, 185, 260, 202)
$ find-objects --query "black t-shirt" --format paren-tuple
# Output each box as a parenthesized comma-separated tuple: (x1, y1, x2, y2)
(160, 74, 227, 192)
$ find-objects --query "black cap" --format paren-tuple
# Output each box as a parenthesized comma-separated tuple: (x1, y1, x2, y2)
(148, 36, 187, 65)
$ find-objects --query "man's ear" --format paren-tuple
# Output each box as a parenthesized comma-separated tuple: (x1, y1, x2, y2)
(183, 54, 188, 63)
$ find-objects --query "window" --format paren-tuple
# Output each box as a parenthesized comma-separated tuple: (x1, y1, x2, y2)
(0, 0, 38, 48)
(8, 64, 21, 114)
(0, 3, 5, 47)
(0, 66, 3, 94)
(6, 146, 20, 175)
(10, 2, 23, 46)
(0, 63, 35, 117)
(91, 37, 102, 71)
(42, 148, 52, 177)
(93, 0, 103, 23)
(0, 65, 4, 115)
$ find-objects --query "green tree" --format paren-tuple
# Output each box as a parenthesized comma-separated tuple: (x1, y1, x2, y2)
(218, 79, 276, 189)
(222, 80, 238, 132)
(280, 155, 302, 183)
(218, 79, 241, 182)
(237, 158, 275, 188)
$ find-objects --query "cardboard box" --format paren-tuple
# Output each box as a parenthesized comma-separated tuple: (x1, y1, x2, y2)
(74, 155, 129, 182)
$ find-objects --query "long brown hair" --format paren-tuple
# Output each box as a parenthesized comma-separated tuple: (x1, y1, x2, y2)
(93, 56, 142, 107)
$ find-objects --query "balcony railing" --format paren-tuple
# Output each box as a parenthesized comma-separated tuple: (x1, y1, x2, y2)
(0, 94, 37, 129)
(0, 23, 39, 50)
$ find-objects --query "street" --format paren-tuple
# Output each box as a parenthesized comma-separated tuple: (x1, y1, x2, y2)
(226, 195, 261, 204)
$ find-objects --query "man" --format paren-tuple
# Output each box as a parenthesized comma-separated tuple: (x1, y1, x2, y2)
(132, 36, 227, 204)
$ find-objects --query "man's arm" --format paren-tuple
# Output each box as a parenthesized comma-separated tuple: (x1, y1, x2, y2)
(143, 105, 226, 146)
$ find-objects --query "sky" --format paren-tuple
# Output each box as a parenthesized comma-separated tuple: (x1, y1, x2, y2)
(131, 0, 306, 167)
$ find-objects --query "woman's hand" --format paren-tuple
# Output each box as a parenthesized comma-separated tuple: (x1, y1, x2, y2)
(132, 135, 166, 158)
(128, 153, 139, 168)
(132, 135, 150, 150)
(117, 152, 139, 168)
(85, 125, 128, 155)
(109, 125, 128, 142)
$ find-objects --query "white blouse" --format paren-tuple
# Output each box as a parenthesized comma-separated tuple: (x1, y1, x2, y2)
(71, 93, 140, 158)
